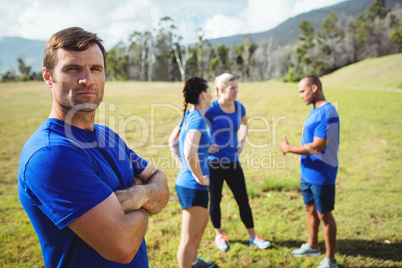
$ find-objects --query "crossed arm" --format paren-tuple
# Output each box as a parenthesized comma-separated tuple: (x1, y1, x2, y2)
(69, 165, 169, 264)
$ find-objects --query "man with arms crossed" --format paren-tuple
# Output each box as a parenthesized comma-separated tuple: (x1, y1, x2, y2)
(18, 27, 170, 267)
(278, 75, 339, 268)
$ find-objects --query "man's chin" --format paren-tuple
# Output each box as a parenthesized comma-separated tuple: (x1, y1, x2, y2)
(71, 102, 101, 112)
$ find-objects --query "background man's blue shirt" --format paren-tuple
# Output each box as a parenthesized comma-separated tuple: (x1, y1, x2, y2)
(301, 102, 339, 185)
(18, 118, 149, 268)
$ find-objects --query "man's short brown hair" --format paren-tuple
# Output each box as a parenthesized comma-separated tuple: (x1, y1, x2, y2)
(44, 27, 106, 73)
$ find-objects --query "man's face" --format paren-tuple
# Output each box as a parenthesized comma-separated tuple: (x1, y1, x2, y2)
(298, 78, 314, 105)
(45, 44, 105, 113)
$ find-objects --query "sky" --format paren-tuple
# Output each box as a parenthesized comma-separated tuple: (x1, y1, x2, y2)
(0, 0, 346, 50)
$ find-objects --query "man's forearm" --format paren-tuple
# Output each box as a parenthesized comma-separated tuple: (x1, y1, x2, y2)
(138, 170, 169, 214)
(116, 170, 169, 215)
(288, 143, 321, 155)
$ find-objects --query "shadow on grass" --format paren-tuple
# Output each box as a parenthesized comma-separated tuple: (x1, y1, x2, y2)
(276, 239, 401, 261)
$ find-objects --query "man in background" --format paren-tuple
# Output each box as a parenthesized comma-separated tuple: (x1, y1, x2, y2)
(278, 75, 339, 268)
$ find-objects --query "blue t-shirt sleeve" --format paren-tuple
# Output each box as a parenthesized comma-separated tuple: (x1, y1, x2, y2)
(239, 102, 246, 117)
(21, 146, 113, 229)
(313, 112, 328, 139)
(127, 148, 148, 175)
(187, 115, 206, 131)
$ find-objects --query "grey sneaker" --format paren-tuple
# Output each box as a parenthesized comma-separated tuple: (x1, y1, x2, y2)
(291, 242, 321, 257)
(316, 257, 338, 268)
(192, 256, 215, 268)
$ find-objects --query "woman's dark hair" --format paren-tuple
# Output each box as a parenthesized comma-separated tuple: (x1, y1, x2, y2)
(177, 77, 209, 136)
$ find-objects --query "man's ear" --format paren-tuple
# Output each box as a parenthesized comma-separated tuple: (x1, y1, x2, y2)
(311, 84, 318, 93)
(43, 67, 53, 88)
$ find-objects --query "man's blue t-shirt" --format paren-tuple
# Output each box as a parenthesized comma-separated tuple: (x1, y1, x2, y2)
(18, 118, 149, 268)
(205, 100, 245, 162)
(301, 102, 339, 185)
(176, 110, 210, 190)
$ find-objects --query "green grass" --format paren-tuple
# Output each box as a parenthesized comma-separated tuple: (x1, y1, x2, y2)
(321, 53, 402, 90)
(1, 80, 401, 267)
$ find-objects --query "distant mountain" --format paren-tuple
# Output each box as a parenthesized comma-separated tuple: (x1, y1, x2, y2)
(0, 37, 46, 74)
(207, 0, 402, 47)
(1, 0, 401, 74)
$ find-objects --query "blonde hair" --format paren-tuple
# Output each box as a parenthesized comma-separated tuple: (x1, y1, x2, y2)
(214, 73, 236, 98)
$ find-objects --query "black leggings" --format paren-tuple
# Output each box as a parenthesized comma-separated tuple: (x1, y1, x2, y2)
(208, 161, 254, 229)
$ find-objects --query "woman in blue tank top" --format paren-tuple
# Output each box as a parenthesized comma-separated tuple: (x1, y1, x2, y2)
(169, 77, 215, 268)
(205, 73, 271, 251)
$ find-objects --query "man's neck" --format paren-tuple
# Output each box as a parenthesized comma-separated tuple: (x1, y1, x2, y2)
(313, 99, 327, 109)
(49, 107, 96, 131)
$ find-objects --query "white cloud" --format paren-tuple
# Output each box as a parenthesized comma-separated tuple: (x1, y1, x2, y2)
(0, 0, 346, 48)
(203, 0, 346, 39)
(204, 14, 247, 39)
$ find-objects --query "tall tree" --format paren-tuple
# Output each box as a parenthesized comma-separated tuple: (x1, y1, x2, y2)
(295, 19, 315, 76)
(216, 44, 230, 73)
(17, 57, 32, 80)
(366, 0, 390, 22)
(196, 28, 207, 78)
(389, 24, 402, 52)
(154, 17, 178, 81)
(348, 14, 369, 62)
(106, 42, 128, 81)
(173, 42, 193, 82)
(317, 11, 344, 69)
(129, 31, 154, 81)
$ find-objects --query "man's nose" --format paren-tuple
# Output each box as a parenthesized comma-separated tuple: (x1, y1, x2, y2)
(79, 69, 95, 86)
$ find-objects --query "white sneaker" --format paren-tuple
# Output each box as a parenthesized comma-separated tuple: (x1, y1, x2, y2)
(291, 242, 321, 257)
(316, 257, 338, 268)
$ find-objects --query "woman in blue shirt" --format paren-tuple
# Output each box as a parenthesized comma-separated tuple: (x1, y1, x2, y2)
(169, 77, 215, 268)
(205, 73, 271, 251)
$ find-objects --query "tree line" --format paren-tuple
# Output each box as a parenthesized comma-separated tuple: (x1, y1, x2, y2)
(2, 0, 401, 83)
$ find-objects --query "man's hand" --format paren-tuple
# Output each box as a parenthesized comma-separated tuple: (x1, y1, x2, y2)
(209, 144, 220, 154)
(115, 186, 147, 213)
(114, 166, 169, 215)
(278, 135, 290, 155)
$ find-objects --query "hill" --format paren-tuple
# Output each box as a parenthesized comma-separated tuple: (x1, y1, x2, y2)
(321, 53, 402, 90)
(1, 0, 402, 74)
(0, 37, 46, 74)
(208, 0, 402, 47)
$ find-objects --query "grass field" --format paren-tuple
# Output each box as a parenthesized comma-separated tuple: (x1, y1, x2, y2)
(0, 73, 401, 267)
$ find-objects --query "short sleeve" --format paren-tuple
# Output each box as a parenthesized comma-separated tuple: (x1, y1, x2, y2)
(128, 149, 148, 175)
(187, 115, 206, 132)
(21, 146, 112, 229)
(239, 102, 246, 117)
(313, 114, 328, 139)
